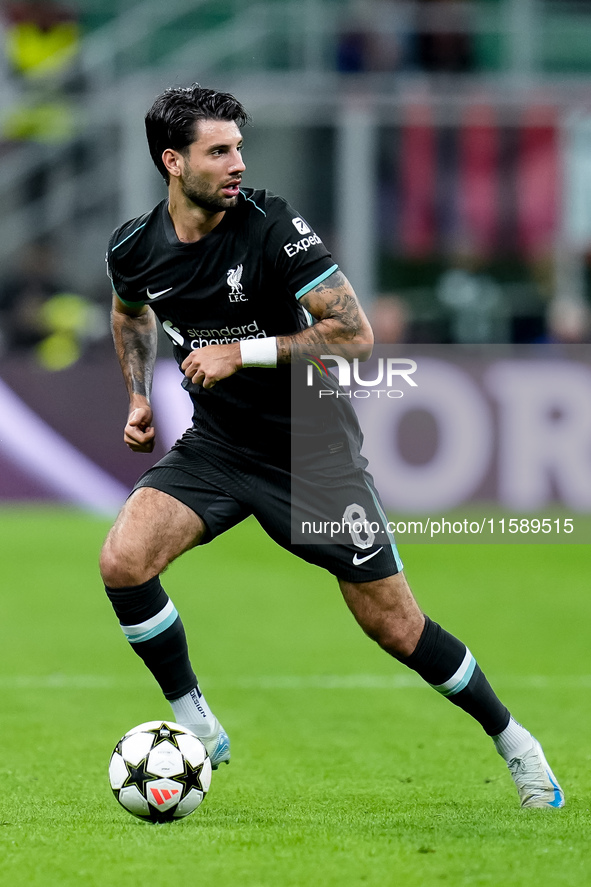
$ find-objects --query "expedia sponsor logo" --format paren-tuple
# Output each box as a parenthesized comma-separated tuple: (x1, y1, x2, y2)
(284, 233, 322, 257)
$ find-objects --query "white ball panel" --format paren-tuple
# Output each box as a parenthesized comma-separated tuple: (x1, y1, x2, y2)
(108, 752, 128, 790)
(121, 731, 154, 765)
(147, 742, 184, 777)
(174, 788, 204, 818)
(200, 757, 212, 793)
(118, 785, 149, 816)
(176, 733, 207, 767)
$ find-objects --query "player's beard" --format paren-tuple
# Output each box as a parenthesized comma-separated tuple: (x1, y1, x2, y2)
(180, 170, 238, 213)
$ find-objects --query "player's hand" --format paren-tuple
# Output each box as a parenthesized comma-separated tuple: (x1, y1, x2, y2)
(181, 342, 241, 389)
(124, 406, 155, 452)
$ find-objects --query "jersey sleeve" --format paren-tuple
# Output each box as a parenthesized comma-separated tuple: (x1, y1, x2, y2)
(262, 195, 338, 300)
(106, 227, 147, 307)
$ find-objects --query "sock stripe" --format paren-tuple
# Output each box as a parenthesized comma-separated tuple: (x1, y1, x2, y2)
(429, 647, 476, 697)
(121, 598, 179, 644)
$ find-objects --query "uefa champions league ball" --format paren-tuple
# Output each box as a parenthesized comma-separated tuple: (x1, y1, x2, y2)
(109, 721, 212, 822)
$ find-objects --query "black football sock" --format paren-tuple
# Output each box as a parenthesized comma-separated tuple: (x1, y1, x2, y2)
(402, 616, 510, 736)
(105, 576, 197, 700)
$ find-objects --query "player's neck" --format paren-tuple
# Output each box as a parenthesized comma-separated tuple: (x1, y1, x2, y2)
(167, 193, 225, 243)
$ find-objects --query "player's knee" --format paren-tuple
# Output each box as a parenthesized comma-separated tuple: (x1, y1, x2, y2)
(99, 542, 124, 587)
(99, 537, 148, 588)
(365, 616, 422, 659)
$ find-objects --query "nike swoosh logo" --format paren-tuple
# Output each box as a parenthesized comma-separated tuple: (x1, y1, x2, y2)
(146, 286, 172, 299)
(352, 547, 383, 565)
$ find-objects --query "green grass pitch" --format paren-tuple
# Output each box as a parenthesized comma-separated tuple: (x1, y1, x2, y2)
(0, 506, 589, 886)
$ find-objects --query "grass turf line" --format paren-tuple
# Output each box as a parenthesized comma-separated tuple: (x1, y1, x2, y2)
(0, 505, 588, 886)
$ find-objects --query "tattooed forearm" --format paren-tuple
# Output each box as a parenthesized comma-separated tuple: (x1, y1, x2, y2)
(111, 306, 158, 401)
(276, 270, 373, 363)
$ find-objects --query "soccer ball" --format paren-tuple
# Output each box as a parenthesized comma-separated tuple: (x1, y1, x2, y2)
(108, 720, 212, 822)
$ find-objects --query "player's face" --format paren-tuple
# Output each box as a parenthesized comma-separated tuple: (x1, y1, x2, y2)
(178, 119, 246, 212)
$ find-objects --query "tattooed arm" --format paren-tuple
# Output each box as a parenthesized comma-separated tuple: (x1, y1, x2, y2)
(111, 291, 158, 452)
(277, 269, 374, 363)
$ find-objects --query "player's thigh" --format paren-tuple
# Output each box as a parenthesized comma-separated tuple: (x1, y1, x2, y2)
(254, 462, 401, 582)
(100, 487, 206, 584)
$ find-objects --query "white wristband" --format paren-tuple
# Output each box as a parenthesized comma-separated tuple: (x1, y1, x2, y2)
(240, 336, 277, 368)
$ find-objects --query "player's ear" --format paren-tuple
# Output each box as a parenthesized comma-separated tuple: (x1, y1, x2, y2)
(162, 148, 182, 179)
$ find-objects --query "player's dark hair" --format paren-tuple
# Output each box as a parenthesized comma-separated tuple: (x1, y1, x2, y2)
(145, 83, 250, 182)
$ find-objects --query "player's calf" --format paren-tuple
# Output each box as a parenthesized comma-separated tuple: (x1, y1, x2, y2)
(104, 575, 197, 699)
(338, 572, 425, 658)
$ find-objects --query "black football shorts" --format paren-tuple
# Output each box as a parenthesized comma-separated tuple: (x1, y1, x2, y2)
(132, 430, 402, 583)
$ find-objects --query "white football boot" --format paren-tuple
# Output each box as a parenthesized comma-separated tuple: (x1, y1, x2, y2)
(507, 738, 564, 808)
(199, 719, 231, 770)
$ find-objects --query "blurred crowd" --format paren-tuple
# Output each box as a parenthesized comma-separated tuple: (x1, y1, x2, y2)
(337, 0, 474, 75)
(0, 0, 83, 142)
(370, 285, 591, 346)
(0, 1, 102, 369)
(0, 239, 108, 369)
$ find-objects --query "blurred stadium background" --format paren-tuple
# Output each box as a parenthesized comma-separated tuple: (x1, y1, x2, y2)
(0, 0, 590, 519)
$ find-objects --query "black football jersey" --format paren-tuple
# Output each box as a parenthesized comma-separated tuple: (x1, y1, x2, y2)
(106, 188, 361, 461)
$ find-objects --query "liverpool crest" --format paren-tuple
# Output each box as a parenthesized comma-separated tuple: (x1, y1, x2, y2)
(227, 264, 247, 301)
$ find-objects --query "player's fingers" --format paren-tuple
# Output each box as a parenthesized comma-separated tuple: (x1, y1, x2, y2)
(127, 440, 155, 453)
(182, 351, 202, 373)
(124, 423, 154, 444)
(180, 352, 195, 372)
(190, 367, 207, 386)
(183, 365, 198, 382)
(128, 408, 151, 428)
(124, 434, 155, 453)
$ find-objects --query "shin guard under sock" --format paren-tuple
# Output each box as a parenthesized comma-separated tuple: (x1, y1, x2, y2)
(105, 576, 197, 700)
(403, 616, 510, 736)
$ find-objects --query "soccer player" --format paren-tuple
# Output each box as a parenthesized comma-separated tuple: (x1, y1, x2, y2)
(101, 84, 564, 808)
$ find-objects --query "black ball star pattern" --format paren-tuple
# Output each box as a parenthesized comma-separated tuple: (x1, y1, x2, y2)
(180, 755, 206, 799)
(122, 755, 152, 796)
(142, 723, 190, 751)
